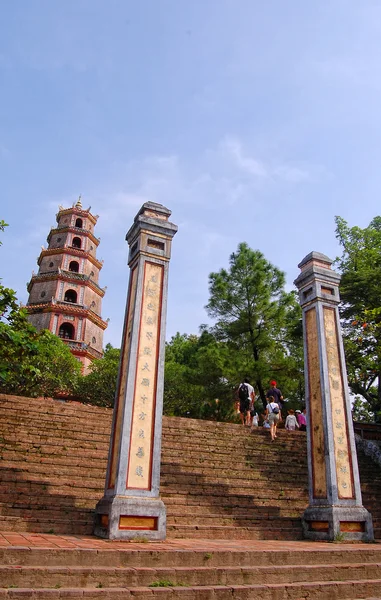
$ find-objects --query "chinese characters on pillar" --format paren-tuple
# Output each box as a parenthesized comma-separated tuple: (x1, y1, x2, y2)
(323, 307, 354, 499)
(127, 262, 163, 489)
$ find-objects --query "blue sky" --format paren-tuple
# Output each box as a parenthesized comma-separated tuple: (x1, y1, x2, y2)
(1, 1, 381, 347)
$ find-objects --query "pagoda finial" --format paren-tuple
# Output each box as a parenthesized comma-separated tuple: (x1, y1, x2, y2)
(76, 194, 82, 209)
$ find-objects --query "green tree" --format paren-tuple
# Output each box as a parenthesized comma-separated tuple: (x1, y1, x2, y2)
(76, 343, 120, 407)
(352, 396, 375, 423)
(0, 221, 81, 398)
(205, 242, 303, 406)
(164, 331, 236, 421)
(335, 216, 381, 420)
(0, 283, 81, 396)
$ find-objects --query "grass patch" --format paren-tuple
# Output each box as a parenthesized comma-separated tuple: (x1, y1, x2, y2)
(149, 580, 184, 588)
(132, 535, 149, 543)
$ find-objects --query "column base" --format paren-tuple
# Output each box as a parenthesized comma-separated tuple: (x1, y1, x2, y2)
(302, 505, 374, 542)
(94, 495, 167, 541)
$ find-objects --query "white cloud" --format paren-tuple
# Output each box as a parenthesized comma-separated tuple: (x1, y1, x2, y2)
(221, 136, 313, 184)
(221, 137, 268, 177)
(273, 165, 310, 183)
(83, 137, 322, 241)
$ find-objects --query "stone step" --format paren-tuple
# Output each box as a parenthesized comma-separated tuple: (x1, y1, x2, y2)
(1, 581, 381, 600)
(0, 458, 107, 479)
(160, 472, 309, 486)
(0, 517, 93, 535)
(0, 505, 93, 520)
(166, 515, 301, 528)
(0, 483, 103, 499)
(0, 466, 309, 495)
(0, 431, 110, 448)
(2, 546, 381, 568)
(166, 525, 304, 540)
(0, 504, 301, 528)
(0, 450, 308, 477)
(0, 496, 302, 517)
(163, 505, 304, 517)
(0, 422, 306, 448)
(0, 473, 103, 493)
(0, 436, 307, 463)
(0, 495, 307, 518)
(0, 395, 111, 416)
(161, 484, 309, 498)
(0, 520, 301, 539)
(1, 561, 381, 588)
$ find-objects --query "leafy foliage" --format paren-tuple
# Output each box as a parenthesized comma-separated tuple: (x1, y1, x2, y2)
(76, 343, 120, 407)
(0, 283, 81, 397)
(352, 396, 375, 423)
(335, 216, 381, 420)
(205, 242, 304, 406)
(0, 220, 8, 244)
(164, 331, 236, 421)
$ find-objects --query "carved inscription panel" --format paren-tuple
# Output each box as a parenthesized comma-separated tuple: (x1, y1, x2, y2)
(323, 307, 354, 499)
(127, 262, 163, 489)
(305, 307, 327, 499)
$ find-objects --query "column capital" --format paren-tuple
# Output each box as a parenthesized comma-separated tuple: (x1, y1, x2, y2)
(126, 202, 178, 265)
(294, 251, 341, 308)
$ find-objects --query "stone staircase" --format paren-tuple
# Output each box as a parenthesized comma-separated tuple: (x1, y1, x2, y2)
(0, 393, 310, 541)
(1, 393, 381, 598)
(1, 541, 381, 598)
(0, 393, 380, 541)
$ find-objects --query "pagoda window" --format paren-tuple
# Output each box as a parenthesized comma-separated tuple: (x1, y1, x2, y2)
(64, 289, 78, 303)
(69, 261, 79, 273)
(75, 218, 83, 228)
(72, 237, 82, 249)
(58, 322, 75, 340)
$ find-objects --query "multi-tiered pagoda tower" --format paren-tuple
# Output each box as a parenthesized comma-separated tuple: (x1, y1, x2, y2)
(26, 197, 108, 373)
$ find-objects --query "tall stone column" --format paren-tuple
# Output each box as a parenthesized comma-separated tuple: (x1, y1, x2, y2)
(294, 252, 373, 541)
(95, 202, 177, 540)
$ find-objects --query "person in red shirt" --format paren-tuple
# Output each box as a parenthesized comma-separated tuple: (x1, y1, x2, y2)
(266, 380, 283, 414)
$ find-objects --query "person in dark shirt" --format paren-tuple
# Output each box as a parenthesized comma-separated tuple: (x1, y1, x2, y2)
(266, 380, 284, 413)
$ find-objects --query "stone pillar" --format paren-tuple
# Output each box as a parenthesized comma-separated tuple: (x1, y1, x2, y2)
(94, 202, 177, 540)
(294, 252, 373, 542)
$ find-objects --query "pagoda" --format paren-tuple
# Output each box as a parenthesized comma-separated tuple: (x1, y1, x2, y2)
(26, 197, 108, 373)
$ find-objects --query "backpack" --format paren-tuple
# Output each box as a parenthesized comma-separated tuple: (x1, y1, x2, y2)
(238, 383, 249, 401)
(271, 402, 280, 414)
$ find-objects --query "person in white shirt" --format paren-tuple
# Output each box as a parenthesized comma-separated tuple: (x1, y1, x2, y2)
(265, 394, 281, 441)
(285, 409, 299, 431)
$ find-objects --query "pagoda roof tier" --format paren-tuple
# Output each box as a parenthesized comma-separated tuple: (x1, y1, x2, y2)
(27, 269, 106, 297)
(62, 339, 103, 360)
(47, 226, 100, 247)
(37, 247, 103, 270)
(26, 301, 108, 331)
(56, 206, 99, 226)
